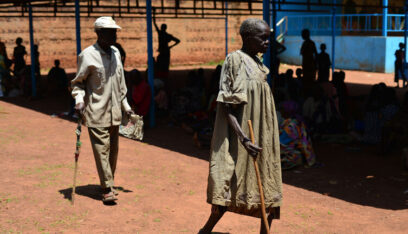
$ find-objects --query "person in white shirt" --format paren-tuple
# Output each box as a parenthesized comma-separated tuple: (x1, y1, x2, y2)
(71, 16, 134, 203)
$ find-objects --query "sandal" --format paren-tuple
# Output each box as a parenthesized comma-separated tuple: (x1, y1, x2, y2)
(112, 188, 119, 196)
(102, 191, 117, 202)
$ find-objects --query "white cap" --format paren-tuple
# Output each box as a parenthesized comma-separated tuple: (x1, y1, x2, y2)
(94, 16, 121, 29)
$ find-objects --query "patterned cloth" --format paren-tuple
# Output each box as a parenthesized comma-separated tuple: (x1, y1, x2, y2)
(119, 114, 144, 141)
(280, 118, 316, 170)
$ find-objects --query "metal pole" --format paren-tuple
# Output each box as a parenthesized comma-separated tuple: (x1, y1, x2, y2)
(331, 2, 336, 80)
(270, 0, 277, 85)
(29, 3, 36, 97)
(75, 0, 81, 56)
(146, 0, 155, 128)
(262, 0, 271, 83)
(225, 1, 228, 57)
(405, 0, 408, 62)
(382, 0, 388, 37)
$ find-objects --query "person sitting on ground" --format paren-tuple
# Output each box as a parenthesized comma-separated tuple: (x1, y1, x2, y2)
(275, 70, 292, 101)
(293, 68, 303, 94)
(279, 100, 316, 170)
(363, 84, 387, 144)
(206, 65, 221, 111)
(207, 65, 222, 121)
(303, 84, 341, 135)
(295, 68, 303, 79)
(318, 71, 340, 119)
(317, 43, 331, 82)
(295, 68, 303, 84)
(381, 90, 405, 154)
(47, 59, 68, 96)
(183, 70, 204, 112)
(192, 66, 223, 149)
(131, 69, 151, 117)
(286, 69, 303, 103)
(153, 78, 168, 117)
(332, 71, 349, 119)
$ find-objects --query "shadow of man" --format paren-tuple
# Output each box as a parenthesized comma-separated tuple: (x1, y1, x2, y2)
(59, 184, 133, 205)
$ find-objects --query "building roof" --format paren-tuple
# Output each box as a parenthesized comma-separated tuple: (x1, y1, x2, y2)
(0, 1, 402, 19)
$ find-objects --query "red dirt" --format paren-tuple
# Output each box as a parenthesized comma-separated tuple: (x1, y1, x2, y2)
(1, 68, 408, 233)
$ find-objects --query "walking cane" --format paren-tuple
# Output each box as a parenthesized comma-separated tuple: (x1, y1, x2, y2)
(247, 120, 269, 234)
(71, 116, 82, 205)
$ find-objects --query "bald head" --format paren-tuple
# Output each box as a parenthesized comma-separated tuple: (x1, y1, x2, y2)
(239, 18, 269, 39)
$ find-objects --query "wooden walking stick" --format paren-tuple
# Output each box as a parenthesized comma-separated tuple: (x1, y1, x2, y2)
(71, 117, 82, 205)
(247, 120, 269, 234)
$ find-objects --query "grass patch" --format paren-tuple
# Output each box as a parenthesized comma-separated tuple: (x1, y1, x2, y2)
(18, 163, 70, 176)
(49, 211, 89, 229)
(199, 60, 225, 67)
(0, 193, 19, 205)
(327, 211, 334, 215)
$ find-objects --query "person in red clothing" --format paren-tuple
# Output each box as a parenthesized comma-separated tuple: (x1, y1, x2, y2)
(130, 69, 151, 117)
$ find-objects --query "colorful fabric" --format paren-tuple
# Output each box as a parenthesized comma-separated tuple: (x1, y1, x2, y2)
(279, 118, 316, 169)
(132, 80, 151, 116)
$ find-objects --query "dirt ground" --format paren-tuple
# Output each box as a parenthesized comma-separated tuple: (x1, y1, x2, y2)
(1, 68, 408, 233)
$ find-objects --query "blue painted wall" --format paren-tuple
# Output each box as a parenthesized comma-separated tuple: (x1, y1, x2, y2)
(276, 0, 342, 36)
(280, 36, 404, 73)
(385, 37, 405, 73)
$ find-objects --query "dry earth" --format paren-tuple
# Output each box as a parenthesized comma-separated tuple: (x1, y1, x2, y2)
(0, 68, 408, 233)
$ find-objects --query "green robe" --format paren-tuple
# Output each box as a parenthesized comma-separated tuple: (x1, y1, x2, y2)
(207, 50, 282, 218)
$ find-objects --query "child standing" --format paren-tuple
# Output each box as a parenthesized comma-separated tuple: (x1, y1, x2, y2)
(317, 43, 331, 82)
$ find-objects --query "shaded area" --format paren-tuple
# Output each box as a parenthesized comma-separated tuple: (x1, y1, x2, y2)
(1, 73, 407, 211)
(59, 184, 132, 201)
(143, 122, 408, 210)
(284, 143, 408, 210)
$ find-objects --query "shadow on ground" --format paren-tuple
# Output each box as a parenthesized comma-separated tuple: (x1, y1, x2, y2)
(59, 184, 133, 202)
(2, 73, 407, 210)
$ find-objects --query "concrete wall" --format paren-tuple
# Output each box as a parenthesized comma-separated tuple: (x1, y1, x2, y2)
(280, 35, 404, 73)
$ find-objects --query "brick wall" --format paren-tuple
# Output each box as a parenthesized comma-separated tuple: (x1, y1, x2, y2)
(0, 15, 255, 71)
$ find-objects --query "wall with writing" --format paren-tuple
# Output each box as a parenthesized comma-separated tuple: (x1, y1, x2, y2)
(0, 15, 254, 71)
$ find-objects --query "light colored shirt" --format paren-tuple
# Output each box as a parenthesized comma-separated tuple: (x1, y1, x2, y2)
(71, 43, 131, 127)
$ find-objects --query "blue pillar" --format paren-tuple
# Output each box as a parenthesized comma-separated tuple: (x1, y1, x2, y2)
(146, 0, 155, 128)
(75, 0, 81, 56)
(225, 1, 228, 57)
(331, 3, 336, 79)
(262, 0, 271, 84)
(29, 4, 36, 97)
(270, 0, 277, 85)
(382, 0, 388, 37)
(405, 0, 408, 62)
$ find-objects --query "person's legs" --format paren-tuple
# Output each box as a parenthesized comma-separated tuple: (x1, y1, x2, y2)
(88, 127, 115, 189)
(260, 208, 280, 234)
(260, 212, 274, 234)
(199, 205, 227, 234)
(109, 126, 119, 177)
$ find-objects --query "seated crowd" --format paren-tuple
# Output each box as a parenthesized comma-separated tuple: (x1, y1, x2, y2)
(2, 37, 407, 171)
